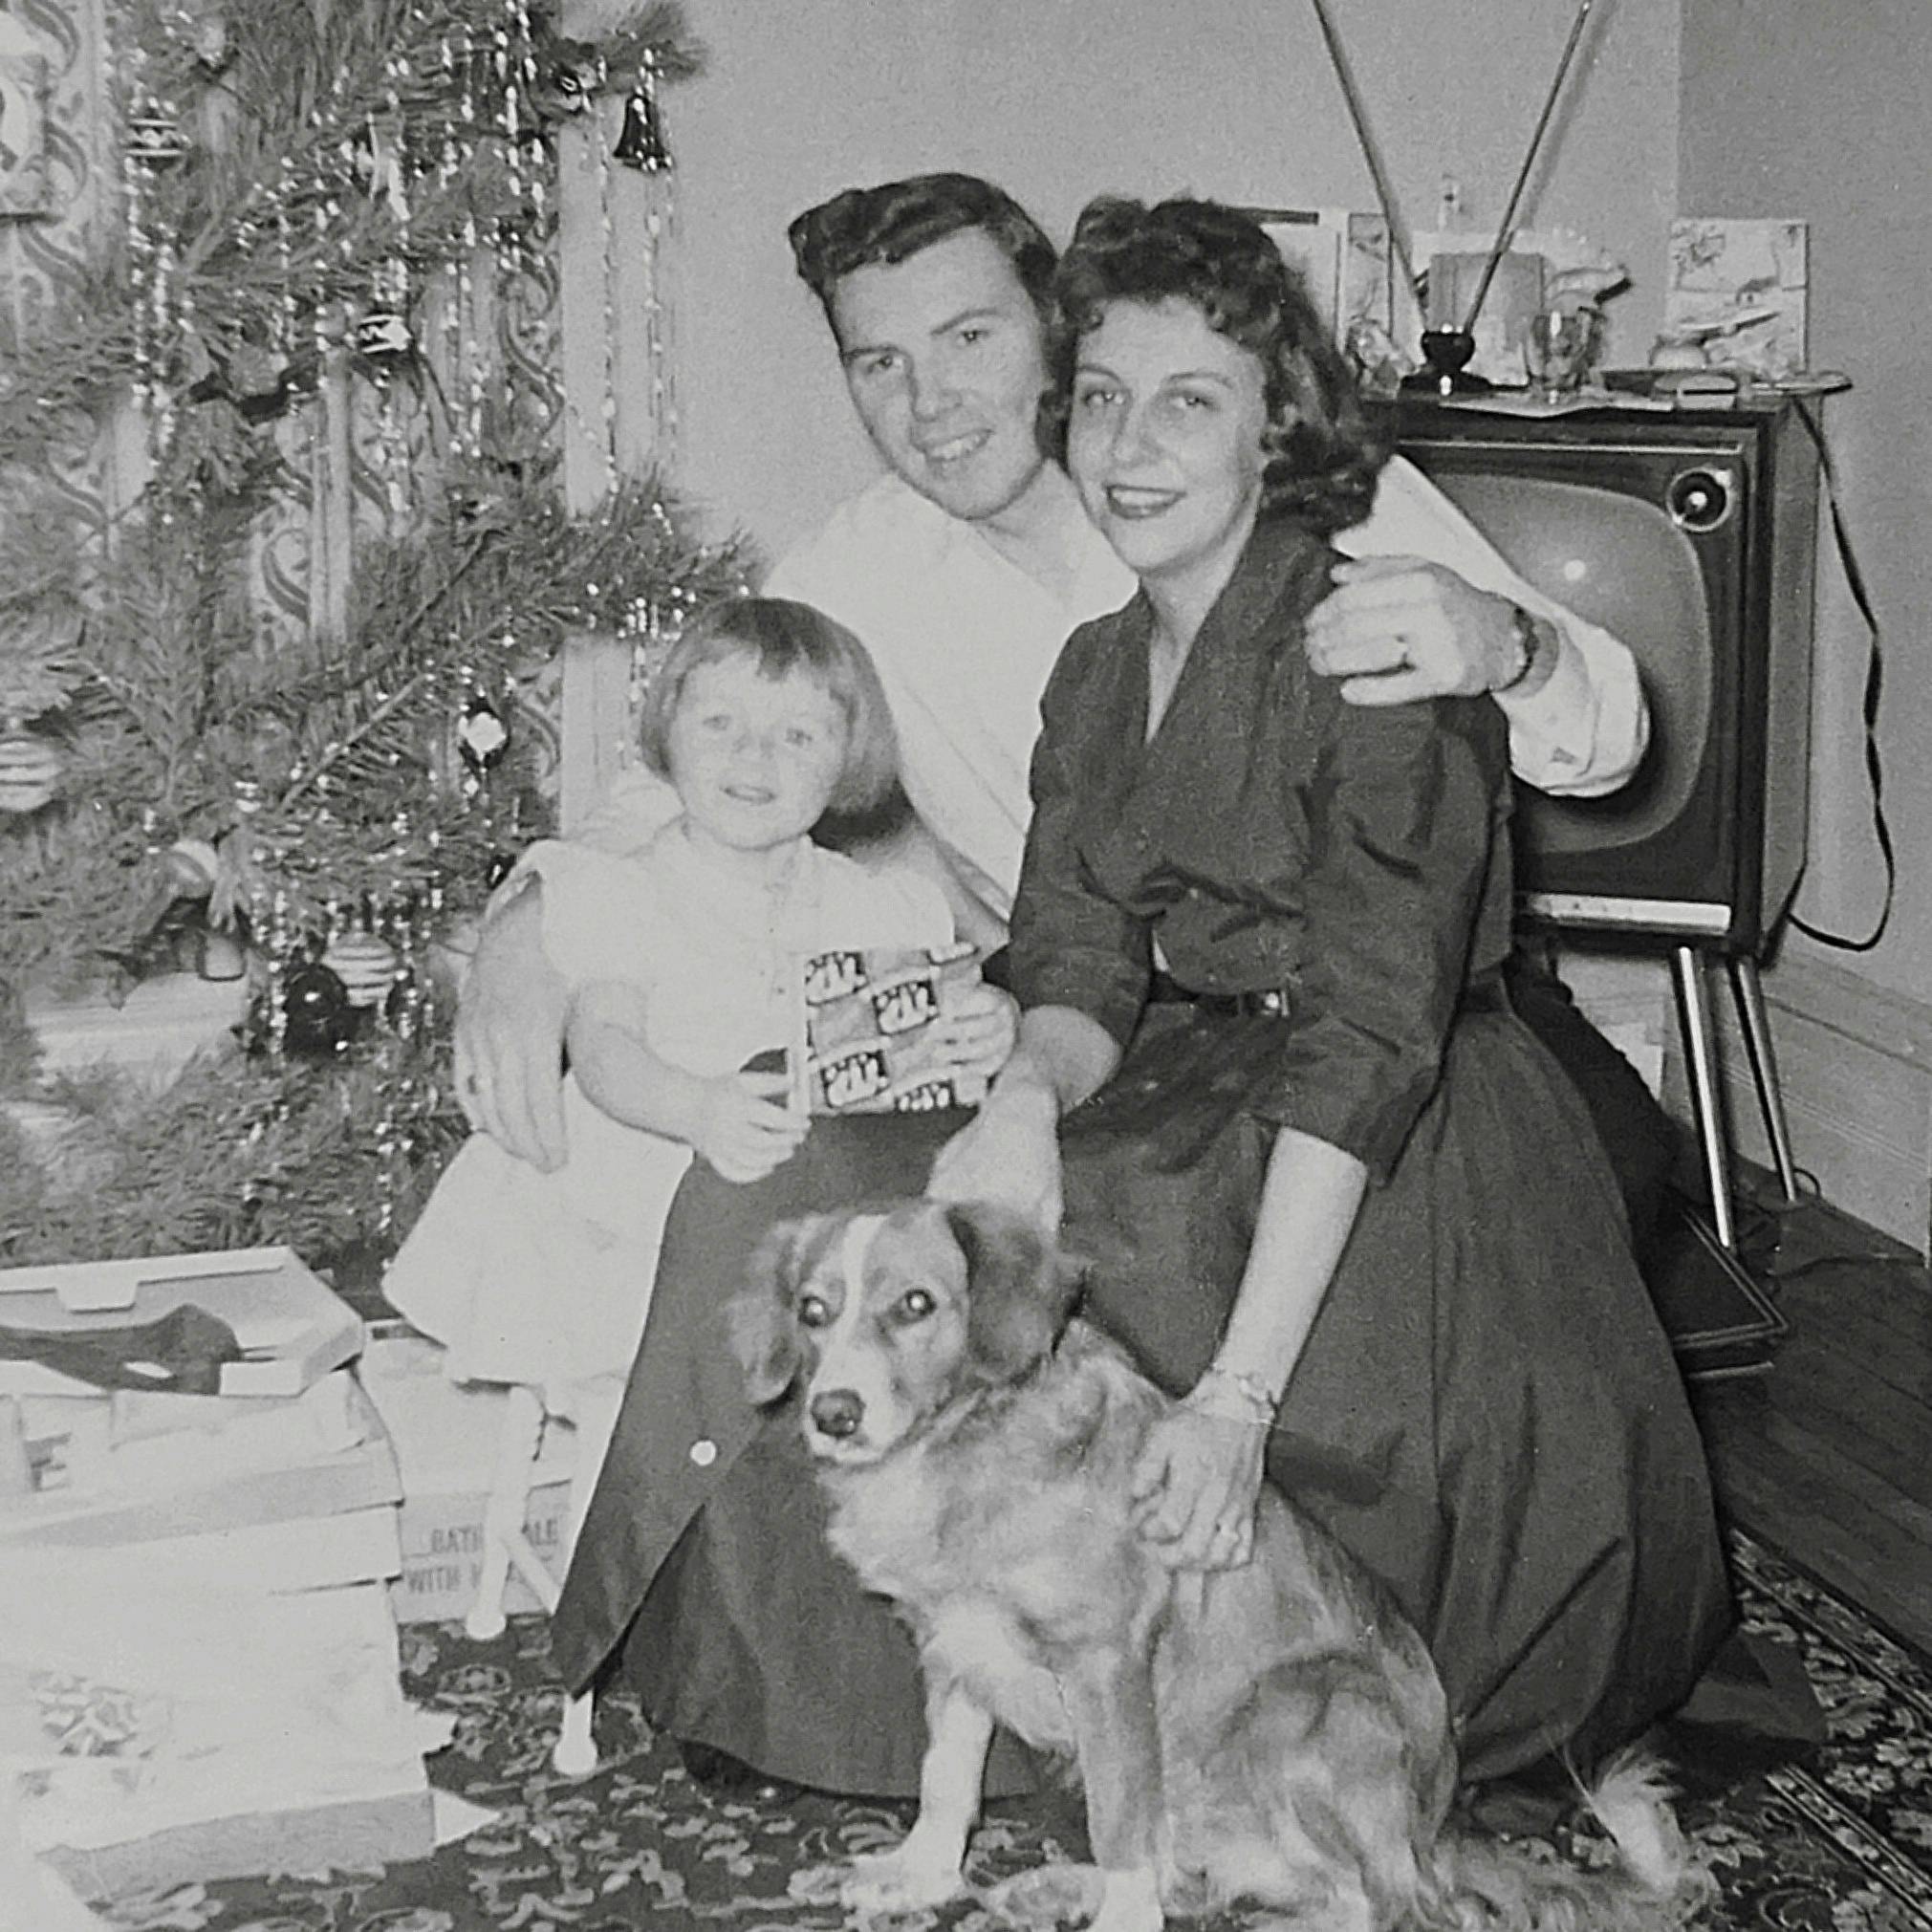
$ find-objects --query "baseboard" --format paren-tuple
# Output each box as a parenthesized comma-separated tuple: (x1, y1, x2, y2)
(1660, 952, 1932, 1259)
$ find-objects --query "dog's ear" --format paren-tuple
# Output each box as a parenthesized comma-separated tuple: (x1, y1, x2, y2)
(729, 1217, 822, 1405)
(945, 1202, 1084, 1384)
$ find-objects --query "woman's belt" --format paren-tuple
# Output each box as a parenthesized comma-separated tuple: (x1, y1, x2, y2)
(1147, 966, 1511, 1020)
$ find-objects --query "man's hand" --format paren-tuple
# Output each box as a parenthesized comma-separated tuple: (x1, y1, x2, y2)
(452, 881, 572, 1172)
(1307, 555, 1534, 705)
(694, 1070, 810, 1184)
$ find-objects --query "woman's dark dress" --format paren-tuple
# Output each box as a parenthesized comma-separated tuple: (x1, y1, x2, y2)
(553, 513, 1735, 1797)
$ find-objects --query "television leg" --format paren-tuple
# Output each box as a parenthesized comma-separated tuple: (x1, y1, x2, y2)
(1728, 956, 1803, 1205)
(1671, 944, 1738, 1253)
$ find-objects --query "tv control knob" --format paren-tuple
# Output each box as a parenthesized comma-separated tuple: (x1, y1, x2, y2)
(1666, 467, 1735, 532)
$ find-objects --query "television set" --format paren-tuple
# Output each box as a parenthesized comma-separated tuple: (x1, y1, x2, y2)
(1382, 396, 1822, 958)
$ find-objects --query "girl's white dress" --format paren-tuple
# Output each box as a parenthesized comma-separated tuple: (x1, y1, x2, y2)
(384, 823, 953, 1407)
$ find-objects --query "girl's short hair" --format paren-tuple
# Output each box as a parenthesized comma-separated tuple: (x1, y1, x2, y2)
(1039, 196, 1387, 535)
(637, 597, 901, 819)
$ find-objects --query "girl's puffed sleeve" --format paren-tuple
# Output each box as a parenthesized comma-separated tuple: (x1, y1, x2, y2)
(1007, 622, 1151, 1046)
(539, 850, 663, 990)
(1249, 691, 1505, 1183)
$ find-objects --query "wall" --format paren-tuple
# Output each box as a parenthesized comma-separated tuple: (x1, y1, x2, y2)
(1677, 0, 1932, 1248)
(662, 0, 1681, 557)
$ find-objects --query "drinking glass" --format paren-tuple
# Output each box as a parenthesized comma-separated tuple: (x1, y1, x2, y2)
(1525, 308, 1599, 402)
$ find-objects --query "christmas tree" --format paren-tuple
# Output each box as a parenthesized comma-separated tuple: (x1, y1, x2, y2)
(1, 0, 749, 1267)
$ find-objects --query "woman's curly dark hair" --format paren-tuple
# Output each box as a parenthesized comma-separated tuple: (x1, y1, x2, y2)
(1040, 196, 1387, 535)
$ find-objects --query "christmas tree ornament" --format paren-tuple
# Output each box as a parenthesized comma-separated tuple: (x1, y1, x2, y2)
(281, 961, 357, 1055)
(197, 927, 249, 981)
(191, 9, 233, 77)
(321, 929, 402, 1009)
(612, 57, 671, 171)
(486, 851, 518, 891)
(539, 51, 595, 117)
(127, 111, 189, 167)
(354, 309, 413, 363)
(163, 836, 222, 897)
(0, 727, 64, 814)
(457, 695, 510, 775)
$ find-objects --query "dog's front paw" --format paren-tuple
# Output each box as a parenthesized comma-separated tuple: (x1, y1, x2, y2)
(1084, 1864, 1165, 1932)
(841, 1842, 969, 1913)
(983, 1862, 1106, 1926)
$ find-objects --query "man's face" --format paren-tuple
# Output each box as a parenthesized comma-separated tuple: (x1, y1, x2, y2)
(829, 228, 1052, 528)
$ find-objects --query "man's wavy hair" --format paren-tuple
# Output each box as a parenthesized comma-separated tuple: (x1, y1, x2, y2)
(1040, 196, 1386, 535)
(788, 173, 1058, 337)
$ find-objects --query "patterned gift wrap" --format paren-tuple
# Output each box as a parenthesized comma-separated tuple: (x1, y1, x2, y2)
(797, 944, 985, 1115)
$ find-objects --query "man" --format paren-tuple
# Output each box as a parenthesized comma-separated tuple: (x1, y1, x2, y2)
(456, 173, 1671, 1241)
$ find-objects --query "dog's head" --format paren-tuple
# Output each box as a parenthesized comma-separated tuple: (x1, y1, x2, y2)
(727, 1199, 1084, 1466)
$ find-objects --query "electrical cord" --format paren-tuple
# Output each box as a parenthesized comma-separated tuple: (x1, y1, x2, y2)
(1786, 397, 1896, 953)
(1722, 1161, 1927, 1287)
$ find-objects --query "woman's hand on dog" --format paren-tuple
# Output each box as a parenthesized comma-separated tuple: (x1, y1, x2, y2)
(1129, 1404, 1266, 1571)
(695, 1070, 811, 1183)
(926, 1070, 1063, 1233)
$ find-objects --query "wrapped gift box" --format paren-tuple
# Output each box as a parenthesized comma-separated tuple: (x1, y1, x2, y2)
(4, 1570, 443, 1897)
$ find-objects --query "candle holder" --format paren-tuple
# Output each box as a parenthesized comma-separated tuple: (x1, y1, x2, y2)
(1403, 329, 1492, 396)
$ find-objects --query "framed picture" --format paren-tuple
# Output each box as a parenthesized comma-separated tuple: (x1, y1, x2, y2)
(0, 37, 53, 219)
(1240, 206, 1395, 349)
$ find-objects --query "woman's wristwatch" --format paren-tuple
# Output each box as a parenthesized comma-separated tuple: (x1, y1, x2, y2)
(1494, 603, 1550, 696)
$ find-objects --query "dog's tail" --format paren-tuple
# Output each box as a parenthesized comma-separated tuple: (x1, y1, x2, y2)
(1425, 1752, 1716, 1932)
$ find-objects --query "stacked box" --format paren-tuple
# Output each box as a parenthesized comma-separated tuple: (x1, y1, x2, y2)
(360, 1330, 577, 1623)
(0, 1250, 445, 1899)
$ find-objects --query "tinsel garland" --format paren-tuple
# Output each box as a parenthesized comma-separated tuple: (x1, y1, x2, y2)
(0, 0, 700, 487)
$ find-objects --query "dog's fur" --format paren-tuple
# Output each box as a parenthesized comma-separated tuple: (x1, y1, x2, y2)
(731, 1200, 1714, 1932)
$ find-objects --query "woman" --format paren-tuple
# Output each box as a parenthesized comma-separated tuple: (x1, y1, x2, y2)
(937, 196, 1732, 1786)
(552, 197, 1741, 1804)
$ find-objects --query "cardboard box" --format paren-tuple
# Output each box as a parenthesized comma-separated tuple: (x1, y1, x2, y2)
(0, 1247, 364, 1400)
(391, 1478, 571, 1622)
(360, 1333, 579, 1623)
(0, 1372, 401, 1551)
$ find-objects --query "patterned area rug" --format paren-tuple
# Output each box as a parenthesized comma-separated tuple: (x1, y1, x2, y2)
(94, 1530, 1932, 1932)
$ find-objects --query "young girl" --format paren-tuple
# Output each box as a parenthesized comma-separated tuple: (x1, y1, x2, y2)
(384, 597, 1002, 1416)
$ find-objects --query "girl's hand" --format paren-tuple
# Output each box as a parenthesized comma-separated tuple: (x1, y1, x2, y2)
(1129, 1400, 1268, 1572)
(695, 1070, 810, 1183)
(929, 984, 1019, 1094)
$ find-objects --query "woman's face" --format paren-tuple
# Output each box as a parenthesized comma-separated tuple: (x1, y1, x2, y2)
(666, 654, 849, 857)
(1065, 296, 1270, 604)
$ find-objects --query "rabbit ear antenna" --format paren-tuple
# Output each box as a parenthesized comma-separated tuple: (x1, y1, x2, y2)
(1460, 0, 1599, 336)
(1302, 0, 1427, 323)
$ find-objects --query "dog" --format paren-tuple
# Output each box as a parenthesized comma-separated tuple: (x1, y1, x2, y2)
(730, 1199, 1714, 1932)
